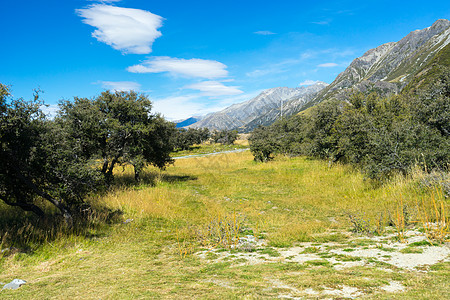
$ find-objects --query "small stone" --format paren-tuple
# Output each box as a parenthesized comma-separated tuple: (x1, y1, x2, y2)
(123, 219, 134, 224)
(2, 279, 26, 290)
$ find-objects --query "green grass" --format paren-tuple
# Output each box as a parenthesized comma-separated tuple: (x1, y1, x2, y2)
(400, 247, 424, 254)
(0, 151, 448, 299)
(257, 247, 281, 257)
(171, 142, 248, 157)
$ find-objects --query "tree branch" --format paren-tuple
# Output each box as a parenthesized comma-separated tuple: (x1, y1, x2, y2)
(0, 195, 45, 217)
(4, 150, 73, 226)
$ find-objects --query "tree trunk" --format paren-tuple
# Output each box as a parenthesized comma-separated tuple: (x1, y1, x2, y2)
(105, 155, 120, 184)
(0, 196, 45, 217)
(101, 159, 109, 175)
(134, 165, 141, 182)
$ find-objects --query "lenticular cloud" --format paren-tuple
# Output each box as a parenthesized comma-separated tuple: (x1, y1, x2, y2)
(76, 4, 163, 54)
(186, 81, 243, 96)
(127, 57, 229, 79)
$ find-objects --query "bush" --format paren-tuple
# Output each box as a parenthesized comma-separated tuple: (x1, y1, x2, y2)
(172, 128, 210, 151)
(212, 129, 238, 145)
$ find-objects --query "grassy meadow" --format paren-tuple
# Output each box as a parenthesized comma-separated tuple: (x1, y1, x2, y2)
(0, 146, 449, 299)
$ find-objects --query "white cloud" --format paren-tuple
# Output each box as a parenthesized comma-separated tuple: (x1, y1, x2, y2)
(88, 0, 122, 3)
(76, 4, 163, 54)
(152, 95, 208, 120)
(127, 57, 228, 79)
(151, 89, 262, 120)
(41, 104, 59, 118)
(318, 62, 339, 67)
(100, 81, 141, 91)
(254, 31, 276, 35)
(185, 81, 243, 97)
(299, 80, 320, 86)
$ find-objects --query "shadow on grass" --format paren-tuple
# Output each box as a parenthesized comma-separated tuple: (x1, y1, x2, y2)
(0, 201, 123, 255)
(0, 171, 196, 254)
(113, 170, 197, 188)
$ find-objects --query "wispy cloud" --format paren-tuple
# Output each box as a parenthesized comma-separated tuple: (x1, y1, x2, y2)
(185, 81, 243, 97)
(311, 19, 332, 25)
(246, 56, 309, 78)
(335, 9, 355, 15)
(88, 0, 122, 3)
(99, 81, 141, 91)
(318, 62, 339, 67)
(299, 48, 356, 61)
(127, 56, 229, 79)
(246, 69, 277, 78)
(76, 4, 163, 54)
(299, 80, 320, 86)
(254, 31, 276, 35)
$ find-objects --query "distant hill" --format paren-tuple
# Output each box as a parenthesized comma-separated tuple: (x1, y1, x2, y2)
(175, 117, 200, 128)
(189, 83, 328, 132)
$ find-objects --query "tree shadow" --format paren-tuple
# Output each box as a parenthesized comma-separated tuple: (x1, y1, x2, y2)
(113, 170, 197, 188)
(0, 170, 196, 254)
(161, 174, 197, 184)
(0, 201, 123, 255)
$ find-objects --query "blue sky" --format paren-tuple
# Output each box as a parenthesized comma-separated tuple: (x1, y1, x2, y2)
(1, 0, 449, 120)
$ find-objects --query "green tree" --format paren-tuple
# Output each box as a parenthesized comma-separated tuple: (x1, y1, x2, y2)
(249, 125, 279, 162)
(0, 85, 101, 224)
(212, 129, 238, 145)
(57, 90, 175, 183)
(171, 127, 210, 151)
(300, 99, 342, 159)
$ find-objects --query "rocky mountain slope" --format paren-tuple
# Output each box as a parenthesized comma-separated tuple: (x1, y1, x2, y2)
(189, 83, 327, 131)
(402, 42, 450, 94)
(240, 82, 329, 132)
(302, 19, 450, 110)
(187, 19, 449, 132)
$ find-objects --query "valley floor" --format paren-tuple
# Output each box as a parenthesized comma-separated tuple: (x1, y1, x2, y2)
(0, 151, 449, 299)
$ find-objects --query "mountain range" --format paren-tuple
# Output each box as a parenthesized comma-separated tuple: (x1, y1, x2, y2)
(188, 83, 327, 131)
(180, 19, 450, 132)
